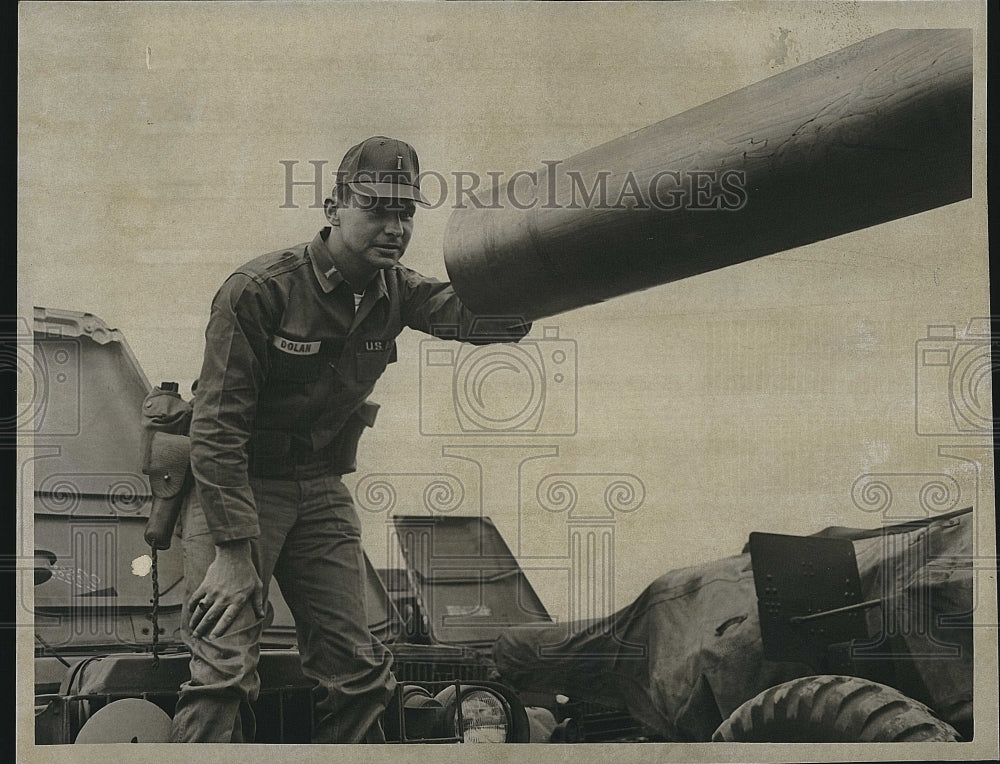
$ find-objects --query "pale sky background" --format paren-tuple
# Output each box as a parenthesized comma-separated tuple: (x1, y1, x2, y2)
(19, 1, 991, 630)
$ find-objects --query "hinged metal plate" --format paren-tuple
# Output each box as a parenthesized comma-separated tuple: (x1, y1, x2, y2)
(749, 531, 867, 666)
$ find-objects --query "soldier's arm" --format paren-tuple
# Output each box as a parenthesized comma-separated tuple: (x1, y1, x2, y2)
(397, 267, 531, 344)
(189, 272, 272, 544)
(187, 273, 272, 637)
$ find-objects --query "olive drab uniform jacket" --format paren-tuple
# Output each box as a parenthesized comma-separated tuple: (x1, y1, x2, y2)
(189, 228, 530, 545)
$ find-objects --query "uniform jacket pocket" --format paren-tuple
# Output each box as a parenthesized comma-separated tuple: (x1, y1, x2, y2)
(355, 339, 396, 383)
(268, 336, 324, 384)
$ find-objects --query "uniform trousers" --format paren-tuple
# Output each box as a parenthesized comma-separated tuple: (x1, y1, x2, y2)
(168, 473, 396, 743)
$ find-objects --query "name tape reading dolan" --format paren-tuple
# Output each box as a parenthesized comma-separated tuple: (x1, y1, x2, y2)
(272, 336, 320, 356)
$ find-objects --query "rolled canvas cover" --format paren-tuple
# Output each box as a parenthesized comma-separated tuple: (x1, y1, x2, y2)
(494, 510, 974, 740)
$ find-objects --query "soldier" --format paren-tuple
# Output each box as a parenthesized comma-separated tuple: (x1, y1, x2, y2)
(169, 137, 530, 743)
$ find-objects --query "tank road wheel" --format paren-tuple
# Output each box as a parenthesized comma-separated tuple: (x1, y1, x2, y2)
(712, 675, 960, 743)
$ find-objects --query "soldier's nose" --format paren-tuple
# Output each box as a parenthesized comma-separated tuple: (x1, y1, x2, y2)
(384, 215, 403, 235)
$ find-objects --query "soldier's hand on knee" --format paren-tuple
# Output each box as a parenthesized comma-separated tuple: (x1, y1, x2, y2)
(189, 539, 265, 638)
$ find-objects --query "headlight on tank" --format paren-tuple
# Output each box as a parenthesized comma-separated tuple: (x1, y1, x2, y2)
(457, 689, 510, 743)
(434, 684, 513, 743)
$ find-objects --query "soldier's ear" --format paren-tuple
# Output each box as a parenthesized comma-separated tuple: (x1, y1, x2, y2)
(324, 196, 340, 227)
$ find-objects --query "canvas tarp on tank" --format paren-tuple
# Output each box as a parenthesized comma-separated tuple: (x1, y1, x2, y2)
(493, 509, 974, 741)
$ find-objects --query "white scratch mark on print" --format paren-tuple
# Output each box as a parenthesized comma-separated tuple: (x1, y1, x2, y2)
(131, 554, 152, 577)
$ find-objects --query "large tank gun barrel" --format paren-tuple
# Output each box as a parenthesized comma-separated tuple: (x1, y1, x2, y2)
(444, 29, 973, 321)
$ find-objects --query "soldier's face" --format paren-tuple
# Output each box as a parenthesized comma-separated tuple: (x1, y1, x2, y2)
(336, 194, 415, 271)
